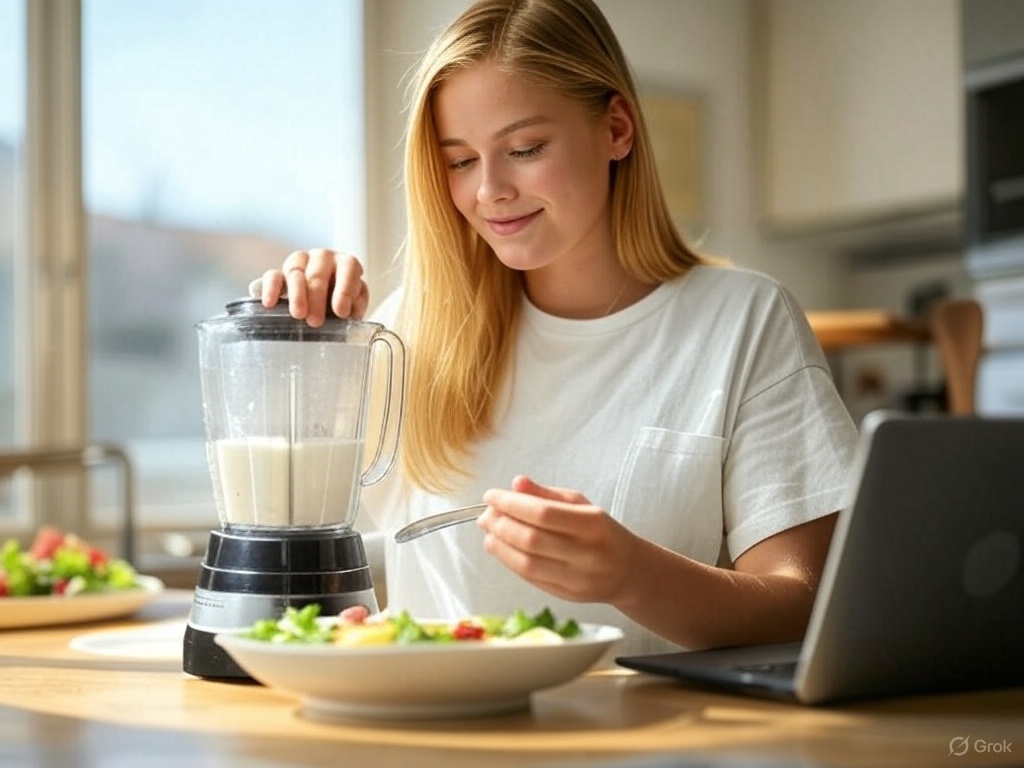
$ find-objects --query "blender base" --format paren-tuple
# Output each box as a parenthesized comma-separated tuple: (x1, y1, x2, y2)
(182, 527, 379, 681)
(183, 624, 255, 681)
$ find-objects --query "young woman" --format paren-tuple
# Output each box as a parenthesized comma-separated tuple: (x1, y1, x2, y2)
(253, 0, 858, 656)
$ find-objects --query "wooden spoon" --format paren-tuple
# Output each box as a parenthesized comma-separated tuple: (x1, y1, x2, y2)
(930, 299, 983, 415)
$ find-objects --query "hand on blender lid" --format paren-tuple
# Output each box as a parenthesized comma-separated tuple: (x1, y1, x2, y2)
(247, 277, 270, 299)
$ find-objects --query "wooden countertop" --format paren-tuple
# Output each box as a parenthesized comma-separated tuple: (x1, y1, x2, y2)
(1, 591, 1022, 767)
(806, 310, 931, 352)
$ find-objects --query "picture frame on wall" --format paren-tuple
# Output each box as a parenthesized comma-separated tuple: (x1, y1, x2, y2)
(640, 88, 705, 238)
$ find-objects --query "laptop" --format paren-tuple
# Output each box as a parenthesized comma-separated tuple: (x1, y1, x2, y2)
(616, 411, 1024, 705)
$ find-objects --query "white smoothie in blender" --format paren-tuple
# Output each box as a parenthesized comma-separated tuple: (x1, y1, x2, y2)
(213, 436, 362, 527)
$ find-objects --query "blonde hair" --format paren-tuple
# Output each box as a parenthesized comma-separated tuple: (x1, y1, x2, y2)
(398, 0, 710, 492)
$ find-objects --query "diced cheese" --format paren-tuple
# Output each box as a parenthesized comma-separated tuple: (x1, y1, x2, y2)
(505, 627, 564, 645)
(333, 623, 397, 647)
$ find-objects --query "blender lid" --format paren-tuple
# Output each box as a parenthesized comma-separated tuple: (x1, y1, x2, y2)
(199, 298, 382, 342)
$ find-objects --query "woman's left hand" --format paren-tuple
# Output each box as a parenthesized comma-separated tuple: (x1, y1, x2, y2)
(478, 475, 639, 603)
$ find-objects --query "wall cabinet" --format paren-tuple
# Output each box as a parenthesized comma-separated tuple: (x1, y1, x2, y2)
(754, 0, 963, 233)
(964, 0, 1024, 68)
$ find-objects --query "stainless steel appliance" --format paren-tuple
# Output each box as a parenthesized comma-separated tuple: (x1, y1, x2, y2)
(965, 57, 1024, 280)
(963, 9, 1024, 415)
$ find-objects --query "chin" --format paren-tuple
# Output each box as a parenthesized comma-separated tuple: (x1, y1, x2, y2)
(494, 256, 550, 274)
(473, 229, 548, 271)
(486, 243, 552, 272)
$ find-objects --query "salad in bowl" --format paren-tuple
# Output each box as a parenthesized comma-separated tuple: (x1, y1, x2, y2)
(244, 603, 582, 647)
(215, 603, 623, 720)
(0, 526, 140, 598)
(0, 527, 162, 629)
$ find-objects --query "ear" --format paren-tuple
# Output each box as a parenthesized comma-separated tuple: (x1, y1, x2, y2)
(607, 93, 635, 162)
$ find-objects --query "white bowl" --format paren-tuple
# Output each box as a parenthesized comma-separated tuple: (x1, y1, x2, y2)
(214, 620, 622, 721)
(0, 575, 165, 630)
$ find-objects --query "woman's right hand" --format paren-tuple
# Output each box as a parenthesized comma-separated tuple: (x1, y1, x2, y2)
(251, 249, 370, 327)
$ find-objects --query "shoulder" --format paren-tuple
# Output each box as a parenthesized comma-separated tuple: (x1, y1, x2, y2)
(685, 264, 796, 303)
(674, 264, 825, 369)
(672, 265, 810, 330)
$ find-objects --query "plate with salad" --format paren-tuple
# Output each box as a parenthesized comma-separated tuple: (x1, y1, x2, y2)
(214, 604, 623, 721)
(0, 526, 163, 629)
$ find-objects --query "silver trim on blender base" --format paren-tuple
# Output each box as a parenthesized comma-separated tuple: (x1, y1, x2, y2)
(186, 586, 380, 634)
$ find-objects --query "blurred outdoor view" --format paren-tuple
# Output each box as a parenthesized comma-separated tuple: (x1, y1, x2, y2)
(0, 0, 23, 519)
(0, 0, 365, 533)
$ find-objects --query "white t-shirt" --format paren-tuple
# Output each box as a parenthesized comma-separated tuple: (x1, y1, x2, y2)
(359, 265, 858, 656)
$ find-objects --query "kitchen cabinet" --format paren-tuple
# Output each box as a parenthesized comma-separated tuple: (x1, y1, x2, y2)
(754, 0, 963, 233)
(963, 0, 1024, 67)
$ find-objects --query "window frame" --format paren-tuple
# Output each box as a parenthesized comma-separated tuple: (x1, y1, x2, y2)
(0, 0, 93, 544)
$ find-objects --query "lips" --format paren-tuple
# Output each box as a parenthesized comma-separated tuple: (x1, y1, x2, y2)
(485, 210, 541, 236)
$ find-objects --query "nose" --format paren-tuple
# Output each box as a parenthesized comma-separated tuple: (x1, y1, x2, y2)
(477, 159, 515, 205)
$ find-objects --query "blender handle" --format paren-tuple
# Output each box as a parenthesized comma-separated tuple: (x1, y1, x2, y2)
(361, 328, 406, 486)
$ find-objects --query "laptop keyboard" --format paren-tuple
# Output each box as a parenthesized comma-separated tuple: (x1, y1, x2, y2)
(735, 661, 798, 678)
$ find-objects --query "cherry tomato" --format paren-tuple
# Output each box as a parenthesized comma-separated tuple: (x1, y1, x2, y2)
(29, 526, 65, 560)
(452, 621, 485, 641)
(338, 605, 371, 624)
(88, 548, 108, 567)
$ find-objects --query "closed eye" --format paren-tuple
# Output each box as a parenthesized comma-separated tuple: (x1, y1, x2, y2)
(510, 142, 545, 160)
(444, 141, 545, 171)
(447, 156, 476, 171)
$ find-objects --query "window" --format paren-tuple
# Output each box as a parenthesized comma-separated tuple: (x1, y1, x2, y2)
(1, 0, 365, 562)
(0, 1, 24, 519)
(84, 0, 365, 549)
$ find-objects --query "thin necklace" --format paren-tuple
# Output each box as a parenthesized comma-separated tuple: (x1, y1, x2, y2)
(603, 280, 628, 317)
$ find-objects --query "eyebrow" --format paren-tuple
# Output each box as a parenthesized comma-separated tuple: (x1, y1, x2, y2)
(438, 115, 552, 148)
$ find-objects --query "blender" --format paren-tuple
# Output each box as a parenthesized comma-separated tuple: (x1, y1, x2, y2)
(183, 298, 404, 679)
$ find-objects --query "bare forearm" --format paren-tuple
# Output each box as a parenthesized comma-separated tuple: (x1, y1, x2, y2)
(612, 536, 819, 651)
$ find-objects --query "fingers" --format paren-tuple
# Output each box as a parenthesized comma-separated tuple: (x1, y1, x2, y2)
(480, 513, 576, 563)
(258, 250, 369, 327)
(477, 475, 632, 601)
(257, 270, 286, 308)
(482, 534, 584, 600)
(479, 512, 629, 602)
(301, 249, 333, 327)
(330, 254, 369, 320)
(480, 476, 593, 534)
(281, 249, 314, 323)
(510, 475, 590, 505)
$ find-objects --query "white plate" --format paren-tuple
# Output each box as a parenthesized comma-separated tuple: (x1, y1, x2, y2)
(0, 575, 165, 630)
(68, 619, 185, 663)
(215, 621, 622, 721)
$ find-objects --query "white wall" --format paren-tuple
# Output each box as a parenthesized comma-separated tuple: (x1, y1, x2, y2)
(599, 0, 845, 306)
(363, 0, 468, 304)
(362, 0, 847, 310)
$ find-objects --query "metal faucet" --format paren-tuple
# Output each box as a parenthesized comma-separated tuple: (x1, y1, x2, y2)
(0, 444, 136, 564)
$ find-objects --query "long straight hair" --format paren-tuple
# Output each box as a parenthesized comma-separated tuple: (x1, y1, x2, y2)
(398, 0, 710, 492)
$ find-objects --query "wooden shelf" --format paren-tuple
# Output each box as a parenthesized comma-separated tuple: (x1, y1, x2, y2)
(807, 310, 931, 352)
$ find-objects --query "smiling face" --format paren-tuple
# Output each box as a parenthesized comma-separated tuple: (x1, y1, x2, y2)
(433, 61, 631, 284)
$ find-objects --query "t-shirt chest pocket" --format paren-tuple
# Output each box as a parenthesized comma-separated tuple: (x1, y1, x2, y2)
(609, 427, 724, 566)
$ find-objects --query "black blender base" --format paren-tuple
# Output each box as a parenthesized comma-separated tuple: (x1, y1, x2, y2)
(182, 527, 379, 681)
(183, 624, 254, 681)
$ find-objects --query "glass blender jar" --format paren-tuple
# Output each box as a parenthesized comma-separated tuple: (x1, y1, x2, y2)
(183, 298, 404, 679)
